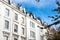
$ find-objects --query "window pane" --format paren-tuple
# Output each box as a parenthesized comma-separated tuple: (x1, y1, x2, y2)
(5, 20, 9, 29)
(15, 13, 18, 20)
(41, 36, 44, 40)
(13, 35, 18, 40)
(32, 22, 35, 28)
(22, 17, 24, 23)
(4, 36, 8, 40)
(14, 38, 18, 40)
(14, 24, 18, 32)
(30, 21, 35, 28)
(22, 28, 24, 35)
(6, 8, 9, 16)
(30, 31, 35, 38)
(21, 37, 26, 40)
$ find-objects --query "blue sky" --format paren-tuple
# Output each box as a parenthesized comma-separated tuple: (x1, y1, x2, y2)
(12, 0, 59, 25)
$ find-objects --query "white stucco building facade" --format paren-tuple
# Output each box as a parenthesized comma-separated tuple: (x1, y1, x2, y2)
(0, 0, 47, 40)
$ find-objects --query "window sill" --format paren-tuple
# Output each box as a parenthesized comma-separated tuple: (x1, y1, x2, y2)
(13, 20, 19, 24)
(21, 23, 25, 26)
(2, 29, 10, 34)
(13, 32, 19, 36)
(21, 35, 26, 38)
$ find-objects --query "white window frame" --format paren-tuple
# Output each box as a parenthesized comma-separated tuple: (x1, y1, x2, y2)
(22, 17, 24, 24)
(22, 27, 24, 35)
(30, 21, 35, 28)
(5, 20, 9, 29)
(3, 33, 9, 40)
(30, 31, 35, 38)
(14, 24, 18, 33)
(5, 8, 10, 16)
(15, 13, 18, 21)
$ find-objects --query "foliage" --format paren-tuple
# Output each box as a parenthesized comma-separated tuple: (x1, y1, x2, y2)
(47, 1, 60, 40)
(47, 27, 60, 40)
(53, 27, 60, 40)
(36, 0, 40, 2)
(48, 0, 60, 27)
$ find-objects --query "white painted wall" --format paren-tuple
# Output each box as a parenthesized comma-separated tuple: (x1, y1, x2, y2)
(0, 0, 47, 40)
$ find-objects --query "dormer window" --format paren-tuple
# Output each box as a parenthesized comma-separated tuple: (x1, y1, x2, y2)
(17, 4, 20, 10)
(22, 10, 24, 13)
(4, 0, 11, 4)
(8, 0, 11, 4)
(29, 12, 34, 18)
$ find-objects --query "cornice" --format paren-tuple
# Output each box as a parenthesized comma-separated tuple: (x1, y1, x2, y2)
(0, 0, 42, 25)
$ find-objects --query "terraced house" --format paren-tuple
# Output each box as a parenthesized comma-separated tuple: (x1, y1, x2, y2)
(0, 0, 47, 40)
